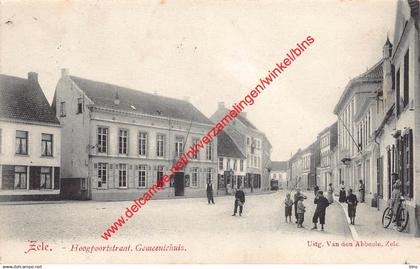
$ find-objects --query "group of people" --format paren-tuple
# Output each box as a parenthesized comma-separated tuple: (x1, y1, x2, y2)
(284, 182, 363, 229)
(206, 181, 246, 217)
(284, 189, 331, 230)
(337, 181, 364, 225)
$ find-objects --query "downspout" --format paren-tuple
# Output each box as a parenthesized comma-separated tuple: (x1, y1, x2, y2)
(373, 134, 381, 211)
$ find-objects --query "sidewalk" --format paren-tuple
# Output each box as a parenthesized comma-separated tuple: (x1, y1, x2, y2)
(336, 197, 413, 240)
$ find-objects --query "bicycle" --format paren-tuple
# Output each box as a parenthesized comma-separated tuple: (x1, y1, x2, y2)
(382, 196, 409, 232)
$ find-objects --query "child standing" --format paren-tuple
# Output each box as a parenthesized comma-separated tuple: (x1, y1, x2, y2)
(284, 193, 293, 223)
(297, 196, 306, 228)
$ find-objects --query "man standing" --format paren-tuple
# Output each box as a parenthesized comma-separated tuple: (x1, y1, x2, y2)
(311, 190, 330, 231)
(206, 181, 215, 204)
(232, 187, 245, 216)
(346, 189, 358, 225)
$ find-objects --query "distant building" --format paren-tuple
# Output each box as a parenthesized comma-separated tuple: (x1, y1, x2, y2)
(53, 69, 217, 201)
(288, 149, 302, 190)
(0, 73, 61, 201)
(301, 142, 319, 191)
(270, 161, 288, 189)
(317, 122, 337, 191)
(210, 102, 272, 193)
(333, 58, 384, 193)
(217, 131, 246, 194)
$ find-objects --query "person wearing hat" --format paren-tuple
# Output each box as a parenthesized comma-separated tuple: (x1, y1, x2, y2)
(311, 190, 330, 231)
(346, 188, 358, 225)
(232, 186, 245, 216)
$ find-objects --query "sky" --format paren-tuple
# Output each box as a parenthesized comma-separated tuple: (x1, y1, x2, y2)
(0, 0, 398, 161)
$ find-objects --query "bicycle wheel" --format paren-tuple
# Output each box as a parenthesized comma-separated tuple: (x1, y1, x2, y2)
(382, 207, 393, 228)
(397, 208, 409, 232)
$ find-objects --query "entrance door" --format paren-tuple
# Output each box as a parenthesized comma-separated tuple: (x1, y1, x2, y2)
(174, 172, 185, 196)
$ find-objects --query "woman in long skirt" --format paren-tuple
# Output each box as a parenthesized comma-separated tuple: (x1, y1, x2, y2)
(327, 183, 334, 204)
(339, 185, 346, 203)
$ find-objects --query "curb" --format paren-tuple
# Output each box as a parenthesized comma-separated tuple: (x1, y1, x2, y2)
(338, 201, 360, 241)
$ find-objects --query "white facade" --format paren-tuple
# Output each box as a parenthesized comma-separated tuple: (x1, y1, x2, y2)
(0, 119, 61, 196)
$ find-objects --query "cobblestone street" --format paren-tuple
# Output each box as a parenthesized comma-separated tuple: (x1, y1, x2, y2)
(1, 191, 418, 263)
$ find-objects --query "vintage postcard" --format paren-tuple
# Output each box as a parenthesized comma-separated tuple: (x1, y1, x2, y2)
(0, 0, 419, 265)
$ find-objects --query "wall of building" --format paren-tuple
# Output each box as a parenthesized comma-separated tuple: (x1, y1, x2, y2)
(0, 120, 61, 199)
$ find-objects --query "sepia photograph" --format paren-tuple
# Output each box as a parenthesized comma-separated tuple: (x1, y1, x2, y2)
(0, 0, 419, 266)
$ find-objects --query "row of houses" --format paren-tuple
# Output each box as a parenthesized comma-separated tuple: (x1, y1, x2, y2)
(285, 0, 420, 236)
(0, 70, 272, 201)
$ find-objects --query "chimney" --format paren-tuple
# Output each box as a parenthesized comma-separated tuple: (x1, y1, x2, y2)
(61, 68, 69, 77)
(382, 37, 392, 60)
(183, 96, 190, 102)
(114, 91, 120, 105)
(28, 72, 38, 84)
(242, 112, 247, 118)
(218, 101, 225, 110)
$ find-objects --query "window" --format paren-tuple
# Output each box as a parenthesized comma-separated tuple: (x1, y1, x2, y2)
(138, 132, 147, 156)
(40, 167, 52, 189)
(0, 128, 2, 153)
(192, 138, 200, 159)
(247, 137, 250, 145)
(98, 163, 107, 188)
(157, 135, 165, 157)
(207, 168, 213, 183)
(118, 129, 128, 154)
(138, 165, 147, 188)
(240, 160, 244, 171)
(402, 129, 413, 198)
(192, 167, 199, 187)
(97, 127, 108, 153)
(219, 158, 223, 170)
(233, 160, 237, 171)
(118, 164, 127, 188)
(226, 159, 231, 170)
(403, 50, 409, 108)
(41, 134, 53, 156)
(175, 137, 184, 157)
(15, 131, 28, 155)
(77, 97, 83, 114)
(60, 101, 66, 117)
(206, 142, 213, 160)
(157, 166, 164, 187)
(14, 166, 27, 189)
(247, 154, 250, 166)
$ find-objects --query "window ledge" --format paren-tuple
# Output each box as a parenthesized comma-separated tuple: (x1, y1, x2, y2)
(15, 154, 29, 157)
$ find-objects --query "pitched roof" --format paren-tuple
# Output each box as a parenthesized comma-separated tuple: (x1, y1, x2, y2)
(0, 74, 60, 125)
(217, 131, 246, 159)
(333, 60, 383, 114)
(271, 161, 288, 171)
(69, 76, 212, 125)
(236, 114, 257, 129)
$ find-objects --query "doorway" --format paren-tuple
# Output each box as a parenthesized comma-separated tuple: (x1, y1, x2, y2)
(174, 172, 185, 196)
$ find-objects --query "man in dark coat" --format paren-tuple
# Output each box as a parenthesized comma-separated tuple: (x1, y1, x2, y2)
(311, 190, 330, 231)
(294, 189, 304, 223)
(206, 181, 215, 204)
(346, 188, 358, 225)
(232, 187, 245, 216)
